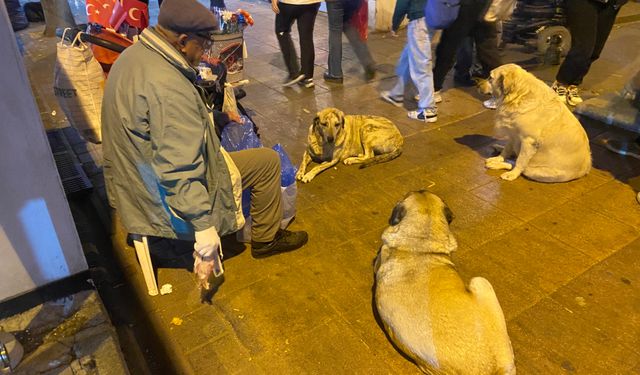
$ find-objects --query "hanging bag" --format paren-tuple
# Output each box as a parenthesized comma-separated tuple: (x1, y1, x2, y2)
(424, 0, 461, 30)
(483, 0, 517, 22)
(53, 29, 105, 143)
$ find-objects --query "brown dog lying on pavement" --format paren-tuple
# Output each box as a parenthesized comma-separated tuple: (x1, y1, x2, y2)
(375, 191, 516, 375)
(296, 107, 403, 183)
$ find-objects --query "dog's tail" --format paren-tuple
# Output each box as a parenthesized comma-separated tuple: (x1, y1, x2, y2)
(359, 148, 403, 169)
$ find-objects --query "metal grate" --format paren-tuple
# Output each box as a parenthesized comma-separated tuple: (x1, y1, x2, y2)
(47, 129, 93, 196)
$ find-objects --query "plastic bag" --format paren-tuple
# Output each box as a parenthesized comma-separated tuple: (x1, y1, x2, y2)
(193, 247, 224, 291)
(220, 116, 262, 151)
(273, 143, 297, 227)
(483, 0, 516, 22)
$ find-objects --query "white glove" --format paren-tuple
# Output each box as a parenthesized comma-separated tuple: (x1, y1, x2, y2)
(194, 226, 224, 277)
(194, 226, 221, 259)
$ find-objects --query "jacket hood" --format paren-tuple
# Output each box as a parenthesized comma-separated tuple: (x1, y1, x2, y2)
(139, 27, 198, 82)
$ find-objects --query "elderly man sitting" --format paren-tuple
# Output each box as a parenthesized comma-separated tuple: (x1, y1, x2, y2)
(102, 0, 308, 267)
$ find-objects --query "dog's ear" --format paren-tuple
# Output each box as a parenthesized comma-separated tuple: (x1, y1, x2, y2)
(389, 203, 407, 226)
(443, 204, 454, 224)
(333, 109, 345, 128)
(312, 116, 320, 130)
(495, 73, 505, 97)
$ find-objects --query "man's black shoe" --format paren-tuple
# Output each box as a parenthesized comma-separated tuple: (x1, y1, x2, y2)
(454, 75, 475, 87)
(364, 65, 376, 81)
(323, 71, 343, 84)
(251, 229, 308, 259)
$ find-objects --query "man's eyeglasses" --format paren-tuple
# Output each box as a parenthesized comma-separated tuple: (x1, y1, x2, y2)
(190, 32, 214, 50)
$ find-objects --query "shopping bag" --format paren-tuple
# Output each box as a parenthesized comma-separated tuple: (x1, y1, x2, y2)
(424, 0, 461, 30)
(54, 29, 105, 143)
(483, 0, 516, 22)
(348, 0, 369, 41)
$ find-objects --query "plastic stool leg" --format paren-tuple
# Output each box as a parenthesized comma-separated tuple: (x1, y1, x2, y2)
(133, 235, 159, 296)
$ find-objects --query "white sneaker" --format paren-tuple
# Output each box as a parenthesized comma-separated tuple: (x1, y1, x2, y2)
(552, 81, 567, 102)
(282, 74, 305, 87)
(434, 91, 442, 104)
(380, 91, 404, 107)
(566, 85, 583, 106)
(408, 108, 437, 123)
(415, 92, 443, 104)
(483, 98, 498, 110)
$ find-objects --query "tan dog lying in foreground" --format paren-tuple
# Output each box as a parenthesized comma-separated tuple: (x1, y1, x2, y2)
(375, 191, 515, 374)
(485, 64, 591, 182)
(296, 108, 403, 183)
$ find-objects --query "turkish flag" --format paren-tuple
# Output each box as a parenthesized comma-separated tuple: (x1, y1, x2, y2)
(86, 0, 116, 27)
(109, 0, 149, 30)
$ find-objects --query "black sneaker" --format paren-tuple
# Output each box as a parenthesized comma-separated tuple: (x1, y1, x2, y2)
(283, 73, 305, 87)
(364, 65, 376, 81)
(323, 72, 344, 84)
(251, 229, 308, 259)
(299, 78, 315, 88)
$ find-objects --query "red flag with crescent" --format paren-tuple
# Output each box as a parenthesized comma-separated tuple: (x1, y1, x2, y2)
(86, 0, 115, 27)
(109, 0, 149, 30)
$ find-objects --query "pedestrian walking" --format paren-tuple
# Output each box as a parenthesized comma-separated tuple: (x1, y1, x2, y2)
(431, 0, 502, 105)
(551, 0, 628, 106)
(272, 0, 321, 88)
(380, 0, 438, 122)
(324, 0, 376, 84)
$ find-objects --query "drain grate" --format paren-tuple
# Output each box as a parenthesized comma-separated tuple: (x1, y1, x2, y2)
(47, 129, 93, 196)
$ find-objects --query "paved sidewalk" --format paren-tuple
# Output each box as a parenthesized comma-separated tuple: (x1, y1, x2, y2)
(15, 1, 640, 373)
(1, 291, 129, 374)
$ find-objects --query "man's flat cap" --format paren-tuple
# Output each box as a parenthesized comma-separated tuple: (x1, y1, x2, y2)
(158, 0, 218, 34)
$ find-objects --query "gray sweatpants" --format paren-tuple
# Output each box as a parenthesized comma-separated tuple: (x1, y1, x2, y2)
(229, 148, 283, 243)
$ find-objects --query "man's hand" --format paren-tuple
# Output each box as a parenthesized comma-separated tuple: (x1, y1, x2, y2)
(194, 226, 221, 259)
(271, 0, 279, 14)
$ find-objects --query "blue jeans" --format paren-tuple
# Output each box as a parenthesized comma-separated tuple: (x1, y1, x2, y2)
(389, 18, 435, 109)
(326, 0, 374, 78)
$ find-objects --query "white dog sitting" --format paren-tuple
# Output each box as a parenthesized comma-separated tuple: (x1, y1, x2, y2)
(375, 191, 515, 375)
(485, 64, 592, 182)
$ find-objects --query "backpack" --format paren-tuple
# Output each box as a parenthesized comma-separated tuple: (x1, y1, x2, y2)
(424, 0, 461, 30)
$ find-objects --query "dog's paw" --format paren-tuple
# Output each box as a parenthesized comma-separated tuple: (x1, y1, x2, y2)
(500, 170, 520, 181)
(343, 157, 360, 165)
(295, 170, 305, 181)
(486, 161, 513, 170)
(300, 173, 315, 183)
(485, 155, 505, 165)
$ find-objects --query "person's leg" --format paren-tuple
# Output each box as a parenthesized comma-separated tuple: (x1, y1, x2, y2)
(343, 23, 375, 73)
(389, 46, 410, 97)
(585, 3, 619, 82)
(454, 36, 473, 84)
(407, 18, 435, 110)
(228, 148, 282, 243)
(296, 3, 321, 79)
(432, 4, 476, 91)
(473, 20, 502, 79)
(275, 2, 300, 78)
(555, 0, 598, 85)
(326, 1, 344, 78)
